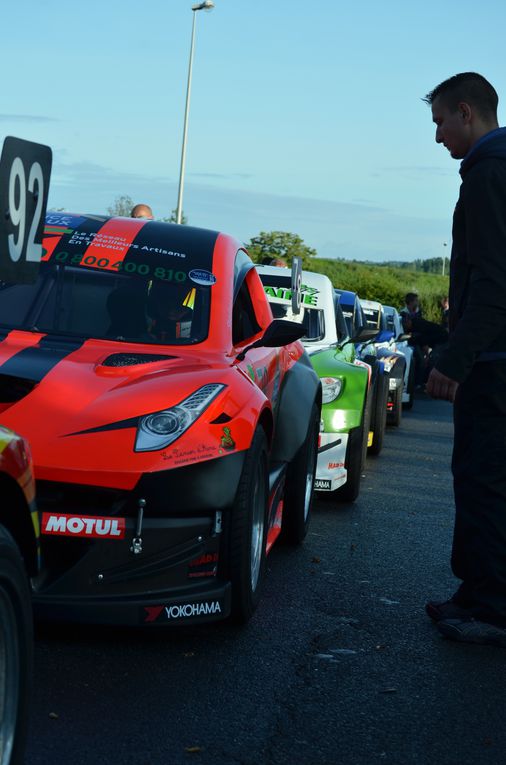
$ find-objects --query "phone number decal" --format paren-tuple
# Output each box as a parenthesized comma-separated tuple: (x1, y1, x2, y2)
(53, 251, 188, 282)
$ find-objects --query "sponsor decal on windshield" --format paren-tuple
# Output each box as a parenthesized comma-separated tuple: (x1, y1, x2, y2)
(48, 250, 190, 282)
(264, 284, 319, 307)
(189, 268, 216, 286)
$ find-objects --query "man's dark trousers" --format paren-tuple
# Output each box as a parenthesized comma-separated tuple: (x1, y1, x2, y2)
(452, 359, 506, 625)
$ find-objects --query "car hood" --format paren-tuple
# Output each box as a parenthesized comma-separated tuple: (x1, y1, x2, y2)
(0, 332, 241, 487)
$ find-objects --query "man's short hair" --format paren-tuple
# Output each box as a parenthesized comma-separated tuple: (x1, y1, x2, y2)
(423, 72, 498, 120)
(405, 292, 418, 304)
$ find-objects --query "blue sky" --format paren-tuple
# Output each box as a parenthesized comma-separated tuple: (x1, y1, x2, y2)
(3, 0, 506, 261)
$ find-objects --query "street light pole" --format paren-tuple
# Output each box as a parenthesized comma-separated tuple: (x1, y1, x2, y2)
(175, 1, 214, 225)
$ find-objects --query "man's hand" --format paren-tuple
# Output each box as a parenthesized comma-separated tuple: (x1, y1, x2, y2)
(426, 368, 459, 403)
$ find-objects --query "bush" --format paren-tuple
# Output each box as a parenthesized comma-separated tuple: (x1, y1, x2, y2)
(306, 259, 449, 323)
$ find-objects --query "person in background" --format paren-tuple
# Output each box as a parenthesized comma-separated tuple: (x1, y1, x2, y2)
(399, 292, 421, 321)
(440, 296, 449, 330)
(130, 204, 154, 220)
(400, 292, 426, 385)
(424, 72, 506, 647)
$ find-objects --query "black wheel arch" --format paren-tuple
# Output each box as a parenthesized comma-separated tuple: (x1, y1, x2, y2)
(270, 355, 321, 463)
(0, 474, 38, 577)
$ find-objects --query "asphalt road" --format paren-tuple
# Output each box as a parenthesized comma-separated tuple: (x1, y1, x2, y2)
(26, 394, 506, 765)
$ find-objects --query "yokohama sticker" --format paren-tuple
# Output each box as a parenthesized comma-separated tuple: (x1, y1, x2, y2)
(314, 479, 331, 490)
(143, 600, 222, 623)
(41, 513, 126, 539)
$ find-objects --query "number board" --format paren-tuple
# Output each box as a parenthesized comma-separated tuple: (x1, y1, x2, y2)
(0, 136, 52, 283)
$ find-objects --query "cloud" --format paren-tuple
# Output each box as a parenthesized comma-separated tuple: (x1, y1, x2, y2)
(189, 171, 254, 180)
(378, 164, 454, 177)
(0, 114, 60, 123)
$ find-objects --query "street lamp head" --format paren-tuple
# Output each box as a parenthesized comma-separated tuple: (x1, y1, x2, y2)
(192, 1, 214, 10)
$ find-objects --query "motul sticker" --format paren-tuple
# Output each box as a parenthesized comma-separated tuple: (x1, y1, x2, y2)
(41, 513, 126, 539)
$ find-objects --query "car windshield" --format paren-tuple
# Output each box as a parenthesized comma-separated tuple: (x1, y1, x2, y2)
(0, 263, 211, 345)
(259, 271, 328, 341)
(0, 215, 217, 344)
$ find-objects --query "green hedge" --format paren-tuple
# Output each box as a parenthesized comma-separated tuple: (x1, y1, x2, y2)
(306, 258, 449, 323)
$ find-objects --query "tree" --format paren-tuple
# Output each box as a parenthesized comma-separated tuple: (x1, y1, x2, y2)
(107, 195, 134, 217)
(245, 231, 317, 268)
(162, 209, 188, 225)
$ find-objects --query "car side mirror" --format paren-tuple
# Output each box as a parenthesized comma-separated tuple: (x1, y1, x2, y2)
(235, 319, 305, 361)
(353, 326, 379, 343)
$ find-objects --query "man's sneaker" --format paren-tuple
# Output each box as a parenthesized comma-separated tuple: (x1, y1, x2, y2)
(437, 618, 506, 647)
(425, 599, 471, 622)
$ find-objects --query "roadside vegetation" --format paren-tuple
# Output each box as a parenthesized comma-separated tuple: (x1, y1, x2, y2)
(246, 231, 449, 323)
(307, 258, 449, 322)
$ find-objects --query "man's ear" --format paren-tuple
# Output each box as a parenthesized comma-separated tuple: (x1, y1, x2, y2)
(458, 101, 472, 123)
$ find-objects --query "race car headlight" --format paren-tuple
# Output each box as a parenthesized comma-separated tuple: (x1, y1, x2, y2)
(135, 383, 226, 452)
(321, 377, 343, 404)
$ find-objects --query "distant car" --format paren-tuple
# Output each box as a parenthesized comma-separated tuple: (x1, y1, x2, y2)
(382, 305, 415, 411)
(257, 266, 370, 502)
(335, 290, 389, 455)
(0, 213, 321, 626)
(0, 426, 39, 765)
(360, 299, 407, 427)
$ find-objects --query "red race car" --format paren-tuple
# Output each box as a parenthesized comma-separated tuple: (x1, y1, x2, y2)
(0, 213, 321, 626)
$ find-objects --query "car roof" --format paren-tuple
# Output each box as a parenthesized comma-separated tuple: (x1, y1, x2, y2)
(44, 213, 221, 264)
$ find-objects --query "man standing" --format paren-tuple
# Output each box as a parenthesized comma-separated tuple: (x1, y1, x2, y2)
(424, 73, 506, 646)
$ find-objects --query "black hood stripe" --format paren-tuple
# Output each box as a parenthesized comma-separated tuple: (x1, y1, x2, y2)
(66, 416, 139, 437)
(0, 335, 85, 383)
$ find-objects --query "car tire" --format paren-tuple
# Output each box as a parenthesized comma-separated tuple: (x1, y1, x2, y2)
(387, 385, 403, 427)
(0, 525, 33, 765)
(281, 403, 319, 543)
(335, 396, 369, 503)
(368, 372, 388, 456)
(403, 362, 415, 410)
(228, 428, 269, 624)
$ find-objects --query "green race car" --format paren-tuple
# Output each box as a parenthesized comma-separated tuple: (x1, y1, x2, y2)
(257, 266, 371, 502)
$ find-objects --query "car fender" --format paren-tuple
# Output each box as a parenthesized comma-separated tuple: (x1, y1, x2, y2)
(310, 350, 368, 432)
(270, 353, 321, 462)
(376, 348, 406, 381)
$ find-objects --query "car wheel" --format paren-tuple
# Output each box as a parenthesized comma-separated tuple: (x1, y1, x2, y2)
(0, 525, 32, 765)
(403, 362, 415, 410)
(228, 428, 269, 623)
(368, 372, 388, 456)
(387, 385, 403, 427)
(281, 403, 319, 543)
(335, 398, 369, 503)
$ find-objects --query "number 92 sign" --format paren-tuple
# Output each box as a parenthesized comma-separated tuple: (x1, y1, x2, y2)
(0, 136, 52, 283)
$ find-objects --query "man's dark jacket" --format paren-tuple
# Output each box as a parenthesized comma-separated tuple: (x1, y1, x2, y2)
(436, 127, 506, 382)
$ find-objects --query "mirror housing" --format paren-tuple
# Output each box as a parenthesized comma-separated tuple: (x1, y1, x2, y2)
(353, 325, 379, 343)
(236, 319, 304, 361)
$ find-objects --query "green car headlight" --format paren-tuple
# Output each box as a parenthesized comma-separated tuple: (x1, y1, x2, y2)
(321, 376, 343, 404)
